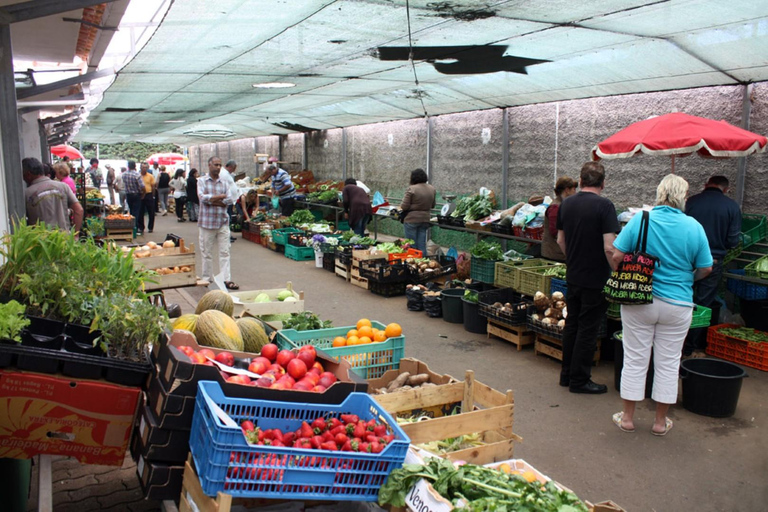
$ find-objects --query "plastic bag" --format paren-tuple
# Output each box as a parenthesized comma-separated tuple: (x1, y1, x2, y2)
(271, 197, 280, 209)
(503, 249, 532, 261)
(447, 246, 459, 261)
(372, 191, 387, 207)
(424, 294, 443, 318)
(406, 287, 424, 311)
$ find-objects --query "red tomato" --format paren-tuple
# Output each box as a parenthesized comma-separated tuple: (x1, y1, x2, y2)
(260, 343, 279, 362)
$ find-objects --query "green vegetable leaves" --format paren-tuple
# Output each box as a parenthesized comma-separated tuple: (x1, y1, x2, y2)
(0, 300, 30, 343)
(470, 240, 504, 261)
(282, 311, 332, 331)
(451, 194, 495, 221)
(288, 210, 315, 226)
(378, 458, 588, 511)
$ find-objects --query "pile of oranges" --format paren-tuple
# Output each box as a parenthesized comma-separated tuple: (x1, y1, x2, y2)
(332, 319, 402, 347)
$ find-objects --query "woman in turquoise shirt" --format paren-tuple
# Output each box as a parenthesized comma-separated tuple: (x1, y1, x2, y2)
(610, 174, 712, 436)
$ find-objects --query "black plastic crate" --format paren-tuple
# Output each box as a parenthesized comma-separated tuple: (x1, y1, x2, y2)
(408, 255, 457, 283)
(359, 259, 411, 283)
(490, 220, 512, 235)
(437, 215, 452, 225)
(449, 217, 466, 227)
(369, 280, 408, 297)
(287, 232, 308, 246)
(478, 288, 530, 326)
(335, 245, 359, 266)
(134, 453, 184, 501)
(526, 305, 606, 340)
(133, 403, 191, 463)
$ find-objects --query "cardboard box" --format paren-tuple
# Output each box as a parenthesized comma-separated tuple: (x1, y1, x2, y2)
(0, 370, 141, 465)
(373, 369, 520, 465)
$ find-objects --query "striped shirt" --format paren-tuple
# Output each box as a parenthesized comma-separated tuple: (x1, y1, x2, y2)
(122, 170, 143, 194)
(198, 175, 232, 230)
(271, 168, 295, 198)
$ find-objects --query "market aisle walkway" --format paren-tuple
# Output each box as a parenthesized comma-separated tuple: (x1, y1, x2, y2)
(26, 213, 768, 511)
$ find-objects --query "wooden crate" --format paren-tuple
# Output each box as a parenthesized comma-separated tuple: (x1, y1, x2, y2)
(368, 359, 458, 419)
(534, 333, 601, 364)
(229, 282, 304, 317)
(133, 244, 196, 291)
(352, 249, 388, 261)
(373, 370, 520, 465)
(487, 319, 535, 351)
(335, 261, 350, 282)
(350, 274, 369, 290)
(105, 228, 133, 241)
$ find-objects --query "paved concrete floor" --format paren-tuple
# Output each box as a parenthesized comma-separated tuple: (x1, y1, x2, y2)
(29, 213, 768, 511)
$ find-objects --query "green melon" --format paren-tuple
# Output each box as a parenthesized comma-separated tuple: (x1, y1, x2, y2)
(195, 310, 243, 351)
(236, 317, 270, 353)
(195, 290, 235, 317)
(171, 314, 198, 333)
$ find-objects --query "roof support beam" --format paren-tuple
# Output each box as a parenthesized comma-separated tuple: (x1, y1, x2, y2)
(41, 111, 81, 125)
(17, 67, 113, 100)
(0, 0, 121, 24)
(0, 23, 25, 227)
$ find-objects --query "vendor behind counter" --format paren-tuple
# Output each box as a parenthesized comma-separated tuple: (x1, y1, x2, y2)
(541, 177, 578, 261)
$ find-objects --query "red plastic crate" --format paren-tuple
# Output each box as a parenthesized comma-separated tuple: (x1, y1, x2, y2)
(388, 248, 423, 262)
(243, 230, 261, 244)
(706, 324, 768, 371)
(512, 226, 544, 240)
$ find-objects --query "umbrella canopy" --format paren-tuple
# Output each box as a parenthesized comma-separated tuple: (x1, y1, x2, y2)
(146, 152, 186, 166)
(592, 113, 767, 162)
(50, 144, 84, 160)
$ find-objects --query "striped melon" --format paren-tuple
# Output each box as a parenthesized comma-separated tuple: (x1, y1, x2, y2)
(195, 290, 234, 317)
(195, 310, 243, 351)
(171, 314, 198, 333)
(236, 317, 269, 353)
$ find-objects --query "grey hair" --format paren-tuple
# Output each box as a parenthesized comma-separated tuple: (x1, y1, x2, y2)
(656, 174, 688, 211)
(225, 159, 237, 168)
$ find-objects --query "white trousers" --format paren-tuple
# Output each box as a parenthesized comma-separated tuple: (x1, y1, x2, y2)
(620, 300, 692, 404)
(199, 224, 231, 282)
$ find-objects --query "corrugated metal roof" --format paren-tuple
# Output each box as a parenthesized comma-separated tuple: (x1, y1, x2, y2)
(76, 0, 768, 144)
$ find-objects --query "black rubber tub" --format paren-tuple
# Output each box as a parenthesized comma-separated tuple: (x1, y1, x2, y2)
(462, 297, 487, 334)
(441, 288, 465, 324)
(680, 358, 747, 418)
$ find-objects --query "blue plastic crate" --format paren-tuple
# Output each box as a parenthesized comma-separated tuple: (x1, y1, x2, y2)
(275, 322, 405, 379)
(190, 382, 409, 501)
(550, 278, 567, 296)
(727, 269, 768, 300)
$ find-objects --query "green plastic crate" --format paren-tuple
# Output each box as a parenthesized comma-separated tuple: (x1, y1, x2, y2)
(690, 305, 712, 329)
(494, 259, 562, 290)
(284, 244, 315, 261)
(470, 257, 500, 284)
(741, 214, 767, 249)
(275, 321, 405, 379)
(337, 220, 350, 231)
(272, 227, 303, 245)
(744, 255, 768, 280)
(516, 265, 566, 297)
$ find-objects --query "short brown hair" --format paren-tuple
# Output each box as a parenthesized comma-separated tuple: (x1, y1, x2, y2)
(580, 162, 605, 188)
(53, 162, 70, 178)
(554, 176, 577, 196)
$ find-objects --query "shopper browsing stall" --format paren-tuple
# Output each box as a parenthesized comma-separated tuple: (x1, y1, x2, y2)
(400, 168, 436, 255)
(556, 162, 618, 394)
(611, 174, 712, 435)
(342, 178, 373, 236)
(542, 177, 577, 262)
(169, 169, 187, 222)
(265, 163, 296, 216)
(186, 168, 200, 222)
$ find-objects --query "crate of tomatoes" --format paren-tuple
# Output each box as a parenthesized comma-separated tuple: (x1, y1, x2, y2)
(189, 381, 410, 500)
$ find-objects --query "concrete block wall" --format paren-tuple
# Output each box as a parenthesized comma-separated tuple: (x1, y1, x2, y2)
(187, 82, 768, 215)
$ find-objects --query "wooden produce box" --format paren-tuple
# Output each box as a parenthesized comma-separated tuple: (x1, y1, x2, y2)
(373, 369, 520, 465)
(133, 244, 196, 291)
(352, 249, 388, 262)
(228, 281, 304, 317)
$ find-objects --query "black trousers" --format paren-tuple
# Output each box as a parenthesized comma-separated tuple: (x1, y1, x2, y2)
(280, 196, 296, 217)
(175, 196, 186, 220)
(138, 193, 155, 232)
(561, 284, 608, 387)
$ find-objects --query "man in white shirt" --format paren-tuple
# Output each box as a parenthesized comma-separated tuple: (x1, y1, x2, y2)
(222, 160, 241, 242)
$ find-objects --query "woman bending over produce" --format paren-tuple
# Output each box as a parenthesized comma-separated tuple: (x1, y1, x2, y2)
(542, 176, 577, 261)
(400, 168, 436, 255)
(610, 174, 712, 436)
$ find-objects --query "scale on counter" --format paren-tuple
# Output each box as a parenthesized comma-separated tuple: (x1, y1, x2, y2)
(440, 193, 457, 216)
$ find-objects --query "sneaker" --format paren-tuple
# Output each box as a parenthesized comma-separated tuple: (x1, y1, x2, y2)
(136, 231, 143, 236)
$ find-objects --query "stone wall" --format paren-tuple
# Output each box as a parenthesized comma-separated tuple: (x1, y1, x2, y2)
(187, 82, 768, 214)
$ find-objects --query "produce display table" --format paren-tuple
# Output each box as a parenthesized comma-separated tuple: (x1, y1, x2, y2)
(295, 200, 343, 228)
(535, 333, 601, 364)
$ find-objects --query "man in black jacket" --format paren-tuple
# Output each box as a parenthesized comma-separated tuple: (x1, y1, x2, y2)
(684, 175, 741, 356)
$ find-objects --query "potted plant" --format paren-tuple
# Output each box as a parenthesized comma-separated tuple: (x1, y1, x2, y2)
(91, 294, 170, 362)
(0, 300, 30, 344)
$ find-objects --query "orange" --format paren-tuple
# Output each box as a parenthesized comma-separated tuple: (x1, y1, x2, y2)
(358, 336, 372, 345)
(373, 331, 387, 342)
(357, 325, 373, 339)
(332, 336, 347, 347)
(346, 335, 360, 346)
(356, 318, 372, 330)
(522, 471, 538, 483)
(498, 463, 512, 474)
(384, 323, 402, 338)
(347, 329, 358, 338)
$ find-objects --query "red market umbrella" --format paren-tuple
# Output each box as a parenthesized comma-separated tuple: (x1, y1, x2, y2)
(146, 152, 187, 166)
(50, 144, 84, 160)
(591, 112, 767, 172)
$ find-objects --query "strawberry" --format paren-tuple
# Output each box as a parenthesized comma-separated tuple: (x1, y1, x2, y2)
(370, 441, 383, 453)
(329, 417, 342, 430)
(241, 420, 256, 432)
(322, 430, 335, 442)
(340, 414, 359, 425)
(334, 433, 348, 446)
(373, 424, 387, 437)
(321, 441, 337, 451)
(300, 421, 313, 439)
(358, 442, 369, 453)
(341, 440, 352, 451)
(345, 423, 356, 435)
(353, 422, 366, 439)
(382, 434, 395, 445)
(282, 432, 295, 445)
(311, 417, 327, 432)
(366, 419, 377, 431)
(311, 435, 324, 449)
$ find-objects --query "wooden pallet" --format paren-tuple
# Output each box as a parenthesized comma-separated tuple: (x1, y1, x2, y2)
(487, 319, 535, 351)
(350, 274, 369, 290)
(105, 228, 133, 241)
(534, 333, 600, 364)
